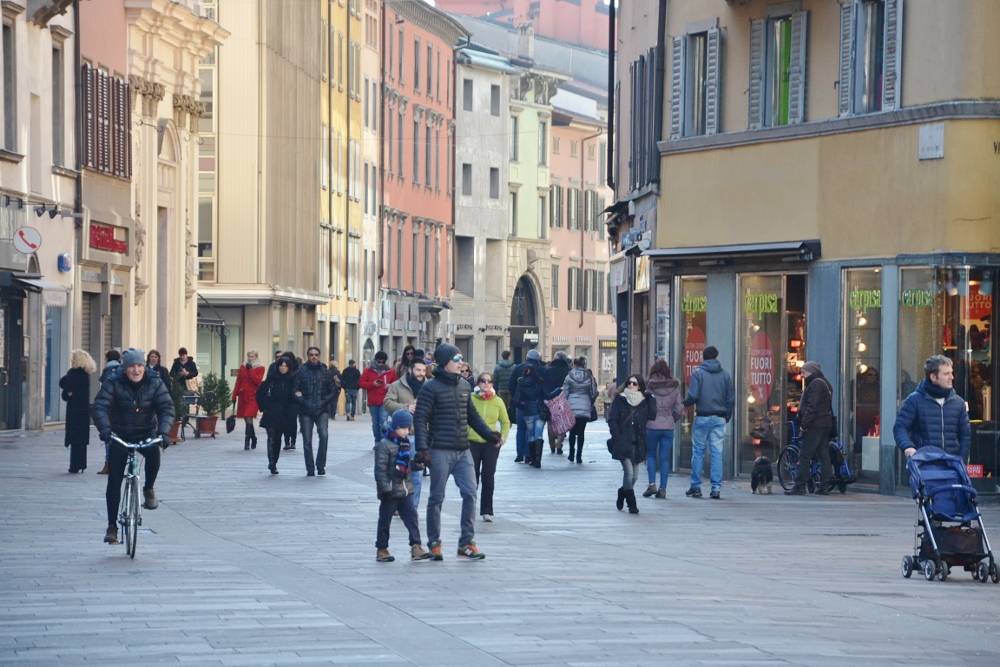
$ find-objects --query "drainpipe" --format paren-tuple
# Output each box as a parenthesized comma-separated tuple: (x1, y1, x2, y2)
(652, 0, 666, 185)
(377, 0, 385, 284)
(605, 0, 615, 191)
(579, 129, 602, 329)
(72, 1, 83, 270)
(344, 2, 352, 299)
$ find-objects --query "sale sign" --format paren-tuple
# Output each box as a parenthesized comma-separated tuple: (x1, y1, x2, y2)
(967, 464, 985, 479)
(749, 331, 775, 404)
(969, 283, 992, 321)
(684, 326, 705, 384)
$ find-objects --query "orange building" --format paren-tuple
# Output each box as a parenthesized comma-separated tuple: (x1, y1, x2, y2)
(436, 0, 609, 52)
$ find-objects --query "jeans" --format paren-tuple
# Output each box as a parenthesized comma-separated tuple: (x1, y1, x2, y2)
(522, 414, 545, 441)
(376, 495, 422, 549)
(344, 389, 359, 417)
(620, 458, 637, 489)
(645, 428, 674, 488)
(690, 416, 725, 491)
(369, 404, 386, 443)
(299, 413, 329, 473)
(426, 448, 477, 548)
(410, 468, 423, 510)
(470, 441, 500, 516)
(515, 414, 528, 459)
(106, 440, 160, 527)
(796, 426, 832, 491)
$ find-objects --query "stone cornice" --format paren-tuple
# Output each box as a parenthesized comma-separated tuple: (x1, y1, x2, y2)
(388, 0, 468, 45)
(124, 0, 228, 59)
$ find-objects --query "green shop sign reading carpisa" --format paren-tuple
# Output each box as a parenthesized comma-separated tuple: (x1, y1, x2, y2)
(900, 288, 934, 308)
(744, 292, 779, 315)
(849, 289, 881, 313)
(681, 295, 707, 313)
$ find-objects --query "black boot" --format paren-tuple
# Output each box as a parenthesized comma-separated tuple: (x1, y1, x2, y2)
(575, 443, 583, 464)
(568, 444, 575, 460)
(616, 487, 625, 511)
(625, 489, 640, 514)
(531, 440, 542, 468)
(248, 424, 257, 449)
(244, 433, 250, 451)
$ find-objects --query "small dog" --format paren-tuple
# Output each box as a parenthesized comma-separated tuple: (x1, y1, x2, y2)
(751, 456, 774, 494)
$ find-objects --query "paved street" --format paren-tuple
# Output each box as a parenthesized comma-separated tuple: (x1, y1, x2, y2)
(2, 418, 999, 666)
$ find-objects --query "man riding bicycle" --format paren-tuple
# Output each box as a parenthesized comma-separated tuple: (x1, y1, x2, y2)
(92, 348, 174, 544)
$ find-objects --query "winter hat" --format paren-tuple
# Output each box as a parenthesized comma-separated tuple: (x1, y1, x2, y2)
(121, 348, 146, 368)
(390, 409, 413, 431)
(526, 349, 541, 362)
(554, 350, 569, 362)
(801, 361, 822, 377)
(434, 343, 461, 368)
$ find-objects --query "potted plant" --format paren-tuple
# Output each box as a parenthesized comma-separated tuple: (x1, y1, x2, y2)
(168, 379, 186, 443)
(196, 373, 232, 437)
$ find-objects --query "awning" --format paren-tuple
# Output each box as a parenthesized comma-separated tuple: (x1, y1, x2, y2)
(14, 275, 64, 292)
(643, 240, 820, 263)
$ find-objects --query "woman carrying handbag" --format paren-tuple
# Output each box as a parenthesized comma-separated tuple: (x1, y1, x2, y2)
(562, 357, 598, 464)
(607, 374, 652, 514)
(60, 350, 96, 473)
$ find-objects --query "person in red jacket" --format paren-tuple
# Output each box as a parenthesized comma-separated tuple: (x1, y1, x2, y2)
(360, 351, 397, 444)
(232, 350, 265, 450)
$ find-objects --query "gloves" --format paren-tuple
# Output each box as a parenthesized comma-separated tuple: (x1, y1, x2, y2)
(486, 431, 502, 446)
(414, 449, 432, 465)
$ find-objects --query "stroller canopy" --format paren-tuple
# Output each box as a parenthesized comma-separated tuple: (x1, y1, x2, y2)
(907, 447, 977, 522)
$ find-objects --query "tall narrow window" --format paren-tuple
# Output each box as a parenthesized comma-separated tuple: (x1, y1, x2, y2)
(490, 84, 500, 116)
(51, 45, 64, 166)
(338, 32, 344, 87)
(397, 27, 404, 83)
(551, 265, 560, 309)
(321, 124, 329, 189)
(537, 121, 547, 165)
(426, 44, 433, 95)
(412, 120, 419, 183)
(424, 124, 431, 186)
(855, 0, 885, 114)
(510, 191, 518, 235)
(686, 33, 708, 136)
(462, 78, 473, 111)
(387, 104, 393, 174)
(363, 76, 369, 128)
(509, 115, 519, 161)
(461, 163, 472, 196)
(321, 19, 329, 80)
(413, 38, 420, 91)
(363, 162, 369, 214)
(434, 129, 440, 191)
(537, 195, 547, 239)
(423, 231, 430, 294)
(412, 226, 418, 291)
(3, 23, 16, 150)
(765, 17, 793, 126)
(436, 51, 441, 99)
(489, 167, 499, 199)
(397, 112, 404, 180)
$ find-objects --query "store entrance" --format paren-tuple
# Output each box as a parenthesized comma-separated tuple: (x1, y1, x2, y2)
(737, 273, 807, 475)
(0, 294, 24, 430)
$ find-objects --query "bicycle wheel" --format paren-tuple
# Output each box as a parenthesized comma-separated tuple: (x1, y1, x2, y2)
(126, 478, 139, 559)
(119, 477, 132, 553)
(777, 446, 799, 491)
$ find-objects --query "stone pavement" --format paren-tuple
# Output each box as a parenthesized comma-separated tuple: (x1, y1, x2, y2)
(1, 417, 999, 666)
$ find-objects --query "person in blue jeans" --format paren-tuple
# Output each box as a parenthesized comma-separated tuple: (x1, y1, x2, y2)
(642, 359, 685, 499)
(508, 349, 543, 462)
(512, 363, 547, 468)
(683, 346, 734, 499)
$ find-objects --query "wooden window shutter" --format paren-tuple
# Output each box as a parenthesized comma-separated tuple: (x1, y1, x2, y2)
(669, 36, 684, 140)
(881, 0, 903, 110)
(837, 1, 855, 117)
(83, 64, 95, 169)
(788, 11, 809, 125)
(747, 19, 765, 129)
(704, 27, 721, 135)
(124, 80, 132, 178)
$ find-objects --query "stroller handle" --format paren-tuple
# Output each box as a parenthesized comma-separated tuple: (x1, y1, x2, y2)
(925, 483, 977, 500)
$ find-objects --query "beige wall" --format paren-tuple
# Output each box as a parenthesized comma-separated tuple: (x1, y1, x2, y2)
(660, 119, 1000, 259)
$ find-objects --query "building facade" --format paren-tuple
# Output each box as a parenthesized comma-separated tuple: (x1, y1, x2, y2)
(436, 0, 610, 52)
(357, 0, 382, 368)
(380, 0, 466, 361)
(624, 0, 1000, 494)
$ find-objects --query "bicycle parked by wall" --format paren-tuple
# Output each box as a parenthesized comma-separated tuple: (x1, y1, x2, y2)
(109, 433, 167, 558)
(777, 420, 854, 494)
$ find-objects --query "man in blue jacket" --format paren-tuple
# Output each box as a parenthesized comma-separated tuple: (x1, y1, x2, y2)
(894, 355, 971, 459)
(507, 348, 543, 463)
(683, 346, 734, 499)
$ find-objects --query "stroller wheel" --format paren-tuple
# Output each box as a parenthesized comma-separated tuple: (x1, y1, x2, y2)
(990, 563, 999, 584)
(901, 556, 914, 579)
(938, 563, 949, 582)
(838, 482, 847, 494)
(922, 560, 937, 581)
(976, 562, 990, 583)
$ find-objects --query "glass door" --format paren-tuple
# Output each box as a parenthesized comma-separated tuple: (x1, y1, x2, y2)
(843, 268, 883, 480)
(676, 276, 707, 470)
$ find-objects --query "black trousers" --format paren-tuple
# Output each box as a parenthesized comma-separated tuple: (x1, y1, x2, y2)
(376, 495, 422, 549)
(105, 441, 160, 527)
(469, 441, 500, 516)
(567, 416, 588, 452)
(69, 441, 87, 471)
(266, 427, 284, 466)
(795, 426, 832, 491)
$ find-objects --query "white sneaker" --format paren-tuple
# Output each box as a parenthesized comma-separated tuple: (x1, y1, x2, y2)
(481, 514, 494, 523)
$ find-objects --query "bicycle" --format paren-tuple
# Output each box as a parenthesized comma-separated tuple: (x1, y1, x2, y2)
(109, 434, 166, 559)
(776, 421, 853, 494)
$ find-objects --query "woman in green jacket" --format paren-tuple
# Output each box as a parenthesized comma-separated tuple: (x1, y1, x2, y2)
(468, 371, 511, 522)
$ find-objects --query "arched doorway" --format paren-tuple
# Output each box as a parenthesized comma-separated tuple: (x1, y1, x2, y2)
(509, 275, 540, 364)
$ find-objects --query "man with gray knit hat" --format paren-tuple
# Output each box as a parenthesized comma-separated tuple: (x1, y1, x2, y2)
(508, 348, 543, 462)
(787, 360, 834, 495)
(414, 342, 500, 561)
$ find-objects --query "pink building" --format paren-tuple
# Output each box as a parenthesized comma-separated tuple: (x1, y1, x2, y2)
(437, 0, 610, 53)
(380, 0, 467, 357)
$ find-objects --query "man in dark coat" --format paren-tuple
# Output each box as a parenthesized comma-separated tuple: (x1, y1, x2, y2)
(293, 346, 335, 476)
(414, 343, 499, 561)
(341, 359, 361, 420)
(327, 357, 343, 419)
(894, 354, 971, 459)
(169, 347, 199, 386)
(92, 348, 174, 545)
(508, 348, 543, 462)
(787, 361, 834, 495)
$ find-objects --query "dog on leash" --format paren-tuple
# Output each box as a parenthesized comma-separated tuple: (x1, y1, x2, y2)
(751, 456, 773, 494)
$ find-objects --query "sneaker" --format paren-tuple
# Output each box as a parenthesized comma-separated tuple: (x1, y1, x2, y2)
(376, 548, 395, 562)
(411, 545, 431, 561)
(457, 543, 486, 560)
(104, 526, 118, 544)
(642, 483, 658, 498)
(514, 456, 524, 463)
(709, 489, 721, 500)
(685, 486, 702, 498)
(481, 514, 494, 523)
(656, 488, 667, 499)
(142, 487, 159, 510)
(428, 542, 444, 561)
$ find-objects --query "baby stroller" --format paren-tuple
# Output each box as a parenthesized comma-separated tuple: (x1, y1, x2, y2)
(902, 447, 998, 583)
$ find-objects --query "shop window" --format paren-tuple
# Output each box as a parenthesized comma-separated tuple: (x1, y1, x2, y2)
(676, 277, 707, 470)
(844, 268, 882, 478)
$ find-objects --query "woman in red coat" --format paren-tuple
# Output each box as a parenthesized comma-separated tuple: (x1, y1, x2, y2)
(232, 350, 265, 450)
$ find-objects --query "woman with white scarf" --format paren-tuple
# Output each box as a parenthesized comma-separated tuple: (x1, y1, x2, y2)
(607, 374, 653, 514)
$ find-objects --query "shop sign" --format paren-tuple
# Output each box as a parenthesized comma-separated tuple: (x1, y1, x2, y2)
(749, 331, 775, 403)
(89, 222, 128, 254)
(681, 294, 707, 314)
(967, 464, 984, 479)
(744, 292, 779, 315)
(634, 256, 650, 293)
(454, 323, 474, 331)
(969, 284, 992, 321)
(849, 289, 881, 313)
(683, 326, 705, 384)
(900, 288, 933, 308)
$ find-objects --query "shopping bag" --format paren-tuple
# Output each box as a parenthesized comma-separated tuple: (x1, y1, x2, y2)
(544, 394, 575, 435)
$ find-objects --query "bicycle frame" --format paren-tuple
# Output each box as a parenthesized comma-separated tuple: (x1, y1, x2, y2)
(110, 434, 163, 558)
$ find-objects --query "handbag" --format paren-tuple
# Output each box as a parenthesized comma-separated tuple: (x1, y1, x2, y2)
(185, 377, 200, 393)
(588, 403, 598, 422)
(225, 415, 237, 433)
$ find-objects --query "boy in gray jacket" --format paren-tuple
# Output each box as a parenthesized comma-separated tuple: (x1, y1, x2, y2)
(373, 410, 431, 562)
(683, 346, 735, 499)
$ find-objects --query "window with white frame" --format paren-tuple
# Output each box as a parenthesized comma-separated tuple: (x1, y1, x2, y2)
(537, 195, 547, 239)
(749, 8, 808, 129)
(537, 120, 547, 165)
(669, 23, 721, 139)
(51, 44, 65, 166)
(839, 0, 902, 116)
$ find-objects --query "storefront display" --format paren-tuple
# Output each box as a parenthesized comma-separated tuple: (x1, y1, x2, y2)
(844, 269, 882, 479)
(676, 277, 707, 469)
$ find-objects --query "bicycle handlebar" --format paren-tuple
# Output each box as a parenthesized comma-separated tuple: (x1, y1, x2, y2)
(109, 434, 165, 449)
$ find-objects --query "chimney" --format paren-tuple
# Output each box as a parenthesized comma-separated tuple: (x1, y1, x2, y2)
(517, 22, 535, 63)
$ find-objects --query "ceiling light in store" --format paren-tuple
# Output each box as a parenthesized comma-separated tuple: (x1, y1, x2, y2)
(795, 360, 805, 368)
(857, 341, 867, 353)
(751, 323, 761, 333)
(747, 394, 756, 404)
(858, 363, 869, 374)
(857, 315, 867, 327)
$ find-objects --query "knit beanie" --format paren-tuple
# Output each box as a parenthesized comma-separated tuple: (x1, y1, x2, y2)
(390, 409, 413, 431)
(434, 343, 461, 369)
(526, 349, 541, 362)
(121, 348, 146, 368)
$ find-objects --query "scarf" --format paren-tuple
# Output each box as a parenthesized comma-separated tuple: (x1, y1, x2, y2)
(474, 386, 495, 401)
(391, 433, 412, 477)
(622, 388, 645, 407)
(922, 379, 951, 400)
(406, 372, 425, 394)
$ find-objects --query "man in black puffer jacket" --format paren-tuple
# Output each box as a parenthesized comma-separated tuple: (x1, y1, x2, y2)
(293, 346, 335, 476)
(787, 361, 834, 495)
(414, 343, 499, 561)
(92, 348, 174, 545)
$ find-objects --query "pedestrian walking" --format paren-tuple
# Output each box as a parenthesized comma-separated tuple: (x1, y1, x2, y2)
(257, 356, 298, 474)
(894, 354, 971, 460)
(543, 351, 572, 454)
(512, 363, 546, 468)
(683, 346, 734, 500)
(341, 359, 361, 421)
(643, 359, 684, 499)
(232, 350, 265, 451)
(267, 352, 299, 450)
(786, 361, 835, 495)
(374, 409, 432, 562)
(97, 349, 122, 475)
(145, 350, 172, 390)
(508, 348, 543, 462)
(394, 345, 418, 378)
(327, 358, 343, 419)
(468, 372, 510, 522)
(601, 379, 617, 419)
(492, 350, 516, 419)
(293, 346, 335, 477)
(414, 343, 499, 561)
(360, 351, 397, 444)
(562, 357, 598, 464)
(169, 347, 199, 388)
(608, 374, 652, 514)
(459, 363, 474, 384)
(60, 349, 96, 473)
(384, 350, 427, 507)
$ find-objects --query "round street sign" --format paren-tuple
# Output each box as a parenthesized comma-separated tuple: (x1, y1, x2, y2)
(12, 226, 42, 255)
